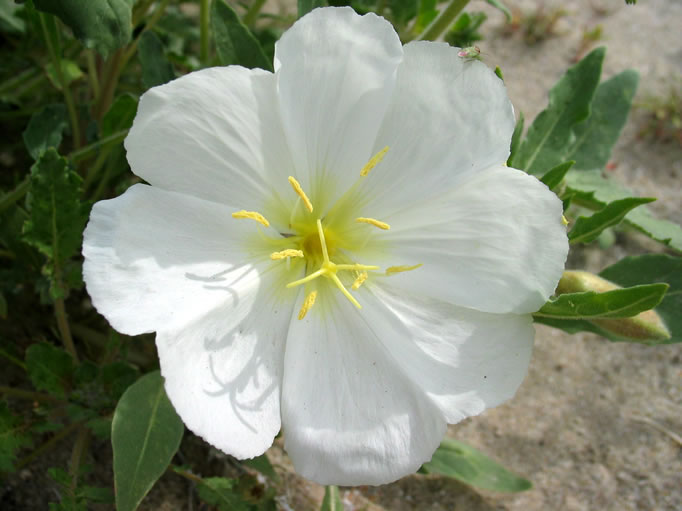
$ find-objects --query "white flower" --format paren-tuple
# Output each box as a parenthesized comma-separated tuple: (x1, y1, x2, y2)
(82, 7, 568, 486)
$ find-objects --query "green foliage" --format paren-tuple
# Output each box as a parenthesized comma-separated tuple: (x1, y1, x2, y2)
(507, 111, 524, 167)
(211, 0, 272, 71)
(298, 0, 326, 19)
(568, 197, 655, 244)
(445, 12, 487, 47)
(537, 284, 668, 320)
(45, 59, 84, 91)
(112, 371, 184, 511)
(138, 31, 175, 90)
(484, 0, 511, 21)
(242, 453, 278, 481)
(198, 475, 276, 511)
(321, 485, 343, 511)
(23, 104, 69, 160)
(25, 342, 74, 398)
(540, 160, 574, 191)
(0, 401, 32, 472)
(101, 94, 138, 138)
(22, 150, 89, 299)
(421, 438, 532, 492)
(0, 0, 26, 34)
(47, 467, 114, 510)
(33, 0, 133, 57)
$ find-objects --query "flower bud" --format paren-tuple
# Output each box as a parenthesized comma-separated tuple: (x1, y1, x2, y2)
(557, 270, 671, 343)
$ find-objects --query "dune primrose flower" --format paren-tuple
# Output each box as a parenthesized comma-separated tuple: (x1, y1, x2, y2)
(83, 7, 568, 485)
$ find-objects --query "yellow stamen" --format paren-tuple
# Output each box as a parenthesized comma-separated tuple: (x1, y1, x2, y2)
(351, 271, 368, 290)
(270, 249, 304, 260)
(298, 290, 317, 320)
(288, 176, 313, 213)
(356, 217, 390, 230)
(360, 146, 389, 176)
(562, 215, 569, 226)
(386, 263, 422, 275)
(232, 210, 269, 227)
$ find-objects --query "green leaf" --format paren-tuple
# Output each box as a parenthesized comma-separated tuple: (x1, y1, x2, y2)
(388, 0, 418, 26)
(568, 197, 655, 244)
(211, 0, 272, 71)
(197, 477, 249, 511)
(321, 486, 343, 511)
(507, 111, 523, 167)
(565, 169, 682, 252)
(600, 254, 682, 344)
(484, 0, 512, 22)
(298, 0, 325, 19)
(515, 47, 605, 175)
(421, 438, 531, 492)
(25, 342, 74, 397)
(138, 31, 175, 89)
(0, 401, 32, 472)
(23, 104, 69, 160)
(566, 70, 639, 170)
(112, 371, 184, 511)
(242, 453, 278, 481)
(540, 160, 574, 191)
(415, 0, 438, 32)
(537, 284, 668, 319)
(45, 59, 84, 91)
(0, 0, 26, 34)
(22, 149, 89, 299)
(33, 0, 133, 57)
(101, 94, 138, 139)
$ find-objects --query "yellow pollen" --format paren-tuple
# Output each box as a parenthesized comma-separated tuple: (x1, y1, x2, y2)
(351, 271, 368, 290)
(360, 146, 389, 176)
(232, 210, 269, 227)
(270, 249, 304, 260)
(386, 263, 422, 275)
(562, 215, 569, 226)
(298, 290, 317, 320)
(356, 217, 390, 230)
(288, 176, 313, 213)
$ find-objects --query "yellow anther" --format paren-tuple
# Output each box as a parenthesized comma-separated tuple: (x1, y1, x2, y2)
(356, 217, 390, 230)
(562, 215, 569, 226)
(270, 249, 304, 260)
(360, 146, 389, 176)
(298, 290, 317, 320)
(232, 210, 270, 227)
(351, 271, 368, 290)
(288, 176, 313, 213)
(386, 263, 422, 275)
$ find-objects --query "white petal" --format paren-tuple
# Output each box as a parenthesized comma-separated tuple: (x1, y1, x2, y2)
(359, 41, 516, 217)
(281, 288, 446, 486)
(274, 7, 403, 212)
(156, 278, 293, 459)
(379, 165, 568, 314)
(125, 66, 294, 211)
(364, 284, 534, 423)
(83, 184, 274, 335)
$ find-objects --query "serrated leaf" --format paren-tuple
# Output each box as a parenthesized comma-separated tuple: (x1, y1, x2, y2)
(138, 30, 175, 89)
(569, 197, 655, 244)
(484, 0, 512, 21)
(33, 0, 133, 57)
(421, 438, 531, 492)
(112, 371, 184, 511)
(321, 486, 343, 511)
(211, 0, 272, 71)
(566, 70, 639, 170)
(45, 59, 83, 91)
(197, 477, 249, 511)
(515, 47, 605, 175)
(25, 342, 74, 398)
(298, 0, 325, 18)
(537, 284, 668, 319)
(0, 401, 32, 472)
(23, 103, 68, 160)
(101, 94, 138, 139)
(507, 111, 523, 167)
(565, 169, 682, 252)
(540, 160, 574, 191)
(22, 149, 89, 298)
(599, 254, 682, 344)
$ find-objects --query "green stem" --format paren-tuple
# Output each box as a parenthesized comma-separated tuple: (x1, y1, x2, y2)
(416, 0, 470, 41)
(172, 466, 204, 484)
(243, 0, 268, 26)
(69, 129, 128, 165)
(0, 176, 30, 214)
(94, 49, 123, 121)
(0, 385, 63, 403)
(39, 13, 82, 149)
(71, 323, 151, 367)
(69, 427, 90, 495)
(121, 0, 172, 68)
(0, 347, 27, 371)
(16, 420, 85, 470)
(0, 67, 39, 95)
(86, 50, 100, 101)
(200, 0, 211, 65)
(83, 145, 115, 192)
(55, 296, 78, 363)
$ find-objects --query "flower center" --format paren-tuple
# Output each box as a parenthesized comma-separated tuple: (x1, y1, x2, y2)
(231, 147, 421, 319)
